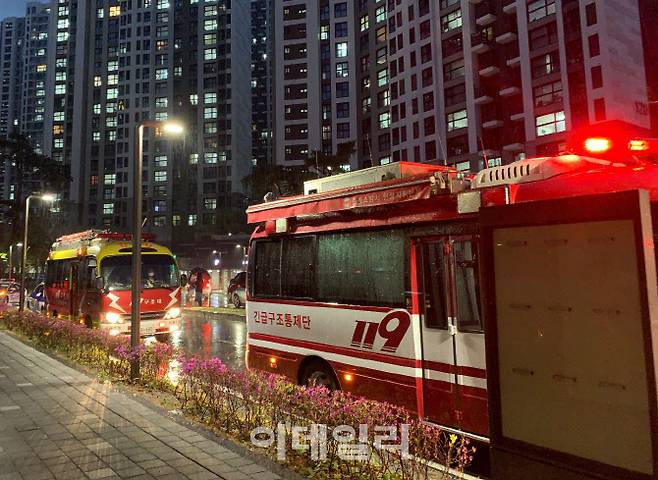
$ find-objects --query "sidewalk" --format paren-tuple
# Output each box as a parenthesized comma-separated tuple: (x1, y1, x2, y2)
(0, 332, 281, 480)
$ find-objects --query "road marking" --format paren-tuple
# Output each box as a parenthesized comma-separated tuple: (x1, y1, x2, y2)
(16, 383, 33, 387)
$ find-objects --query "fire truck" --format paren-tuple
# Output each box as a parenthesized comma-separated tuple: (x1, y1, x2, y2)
(244, 133, 658, 445)
(46, 230, 183, 339)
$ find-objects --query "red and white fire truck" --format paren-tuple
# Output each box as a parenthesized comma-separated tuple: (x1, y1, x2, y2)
(46, 230, 182, 339)
(245, 134, 658, 440)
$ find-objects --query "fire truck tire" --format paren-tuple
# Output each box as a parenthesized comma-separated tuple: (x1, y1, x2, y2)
(301, 360, 340, 391)
(232, 293, 242, 308)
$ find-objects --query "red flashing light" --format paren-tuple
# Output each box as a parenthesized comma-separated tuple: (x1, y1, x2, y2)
(629, 139, 651, 152)
(583, 137, 613, 154)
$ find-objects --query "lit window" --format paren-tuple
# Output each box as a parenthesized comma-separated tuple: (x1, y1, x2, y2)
(204, 92, 217, 104)
(535, 111, 565, 137)
(377, 68, 388, 87)
(155, 68, 168, 80)
(204, 152, 218, 164)
(189, 153, 199, 164)
(94, 76, 102, 87)
(55, 84, 66, 95)
(204, 19, 217, 31)
(360, 15, 369, 31)
(188, 214, 197, 226)
(157, 0, 169, 9)
(335, 42, 348, 58)
(109, 5, 121, 16)
(155, 171, 167, 182)
(204, 48, 217, 60)
(447, 109, 468, 131)
(97, 7, 104, 18)
(106, 88, 118, 99)
(190, 94, 198, 105)
(335, 62, 349, 78)
(204, 198, 217, 210)
(104, 174, 116, 185)
(155, 97, 168, 108)
(375, 6, 386, 23)
(320, 25, 329, 40)
(36, 64, 46, 72)
(379, 112, 390, 129)
(53, 111, 65, 121)
(441, 10, 462, 33)
(204, 107, 217, 119)
(103, 203, 114, 215)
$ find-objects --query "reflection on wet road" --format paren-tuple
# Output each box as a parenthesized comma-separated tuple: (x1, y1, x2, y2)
(172, 310, 247, 371)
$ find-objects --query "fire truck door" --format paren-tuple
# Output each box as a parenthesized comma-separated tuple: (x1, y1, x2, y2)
(69, 262, 80, 320)
(416, 238, 459, 428)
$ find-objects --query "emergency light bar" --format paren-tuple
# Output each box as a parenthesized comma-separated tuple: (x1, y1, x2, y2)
(581, 136, 658, 156)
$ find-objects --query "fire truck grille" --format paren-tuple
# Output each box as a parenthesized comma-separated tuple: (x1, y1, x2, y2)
(141, 311, 165, 321)
(121, 311, 165, 322)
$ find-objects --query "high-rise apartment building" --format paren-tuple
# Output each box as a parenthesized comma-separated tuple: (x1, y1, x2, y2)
(0, 16, 25, 201)
(20, 2, 50, 155)
(274, 0, 651, 171)
(43, 0, 252, 247)
(275, 1, 361, 169)
(251, 0, 274, 168)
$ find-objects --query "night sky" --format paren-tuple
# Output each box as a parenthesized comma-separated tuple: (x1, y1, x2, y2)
(0, 0, 36, 20)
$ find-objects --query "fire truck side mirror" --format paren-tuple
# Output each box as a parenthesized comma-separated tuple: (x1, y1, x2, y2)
(95, 276, 105, 291)
(180, 274, 188, 287)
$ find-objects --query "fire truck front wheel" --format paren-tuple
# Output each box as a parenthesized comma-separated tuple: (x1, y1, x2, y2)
(300, 359, 340, 391)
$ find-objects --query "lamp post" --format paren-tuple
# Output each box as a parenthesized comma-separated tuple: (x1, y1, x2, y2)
(8, 243, 22, 281)
(236, 244, 247, 267)
(131, 119, 184, 380)
(20, 194, 55, 312)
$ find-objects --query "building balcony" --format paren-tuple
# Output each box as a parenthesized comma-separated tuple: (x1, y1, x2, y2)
(503, 142, 524, 151)
(476, 13, 497, 27)
(506, 56, 521, 67)
(499, 86, 521, 97)
(471, 32, 494, 54)
(474, 93, 494, 105)
(478, 65, 500, 77)
(510, 112, 525, 121)
(502, 1, 517, 14)
(482, 119, 504, 129)
(496, 32, 517, 44)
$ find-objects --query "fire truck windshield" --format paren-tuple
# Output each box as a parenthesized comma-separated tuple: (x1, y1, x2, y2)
(101, 255, 180, 290)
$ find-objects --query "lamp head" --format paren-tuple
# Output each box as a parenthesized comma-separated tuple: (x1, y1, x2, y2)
(41, 194, 56, 202)
(161, 122, 184, 135)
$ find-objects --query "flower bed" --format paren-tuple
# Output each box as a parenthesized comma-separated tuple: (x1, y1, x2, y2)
(0, 311, 473, 479)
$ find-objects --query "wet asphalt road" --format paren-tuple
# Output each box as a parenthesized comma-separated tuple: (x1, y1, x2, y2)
(172, 309, 247, 371)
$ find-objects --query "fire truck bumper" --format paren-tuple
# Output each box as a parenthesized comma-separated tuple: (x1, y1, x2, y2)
(101, 318, 181, 337)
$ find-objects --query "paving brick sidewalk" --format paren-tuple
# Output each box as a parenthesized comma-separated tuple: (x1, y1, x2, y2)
(0, 332, 282, 480)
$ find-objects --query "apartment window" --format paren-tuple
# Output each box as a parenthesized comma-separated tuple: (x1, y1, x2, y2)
(528, 0, 556, 22)
(103, 204, 114, 216)
(336, 62, 349, 77)
(531, 51, 559, 78)
(204, 19, 217, 31)
(320, 25, 329, 40)
(205, 152, 218, 164)
(155, 171, 167, 182)
(155, 68, 168, 80)
(594, 98, 606, 121)
(444, 58, 464, 81)
(441, 10, 462, 33)
(362, 96, 371, 112)
(336, 82, 349, 97)
(335, 42, 348, 58)
(334, 3, 347, 18)
(204, 48, 217, 60)
(188, 214, 197, 226)
(447, 109, 467, 131)
(375, 6, 386, 23)
(588, 34, 600, 57)
(337, 122, 350, 139)
(337, 102, 350, 118)
(376, 26, 387, 43)
(378, 90, 391, 108)
(360, 15, 369, 32)
(424, 116, 436, 135)
(189, 153, 199, 164)
(379, 112, 390, 129)
(204, 198, 217, 210)
(529, 23, 558, 50)
(205, 92, 217, 104)
(591, 65, 603, 89)
(586, 3, 597, 26)
(190, 94, 198, 105)
(335, 22, 348, 38)
(204, 107, 218, 119)
(423, 92, 435, 111)
(421, 67, 433, 87)
(377, 68, 388, 87)
(155, 97, 168, 108)
(420, 43, 432, 63)
(444, 84, 465, 107)
(440, 0, 459, 7)
(535, 111, 565, 136)
(533, 80, 562, 107)
(376, 48, 387, 65)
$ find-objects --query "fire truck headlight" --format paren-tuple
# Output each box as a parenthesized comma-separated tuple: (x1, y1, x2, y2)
(105, 311, 123, 324)
(165, 307, 181, 319)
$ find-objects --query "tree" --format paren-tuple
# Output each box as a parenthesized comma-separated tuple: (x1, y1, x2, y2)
(241, 163, 312, 204)
(306, 141, 356, 177)
(0, 132, 71, 273)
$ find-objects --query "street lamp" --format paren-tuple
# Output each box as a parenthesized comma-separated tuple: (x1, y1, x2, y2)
(131, 119, 184, 380)
(20, 194, 55, 312)
(8, 242, 22, 281)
